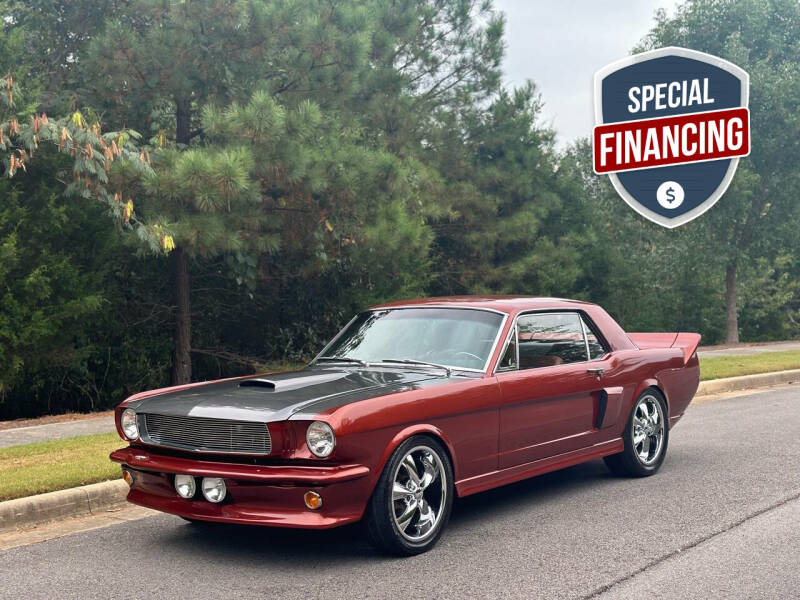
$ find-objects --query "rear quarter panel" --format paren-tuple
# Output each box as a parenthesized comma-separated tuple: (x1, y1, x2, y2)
(610, 347, 700, 432)
(656, 350, 700, 426)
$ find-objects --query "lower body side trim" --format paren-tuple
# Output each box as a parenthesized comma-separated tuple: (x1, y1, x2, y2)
(455, 438, 624, 497)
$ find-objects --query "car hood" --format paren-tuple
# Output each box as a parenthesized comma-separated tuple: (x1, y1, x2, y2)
(125, 367, 455, 422)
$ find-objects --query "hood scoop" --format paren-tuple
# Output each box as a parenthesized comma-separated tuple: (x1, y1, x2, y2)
(238, 371, 348, 392)
(238, 378, 278, 389)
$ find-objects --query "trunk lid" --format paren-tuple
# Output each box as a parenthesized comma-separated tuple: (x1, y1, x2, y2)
(628, 332, 702, 362)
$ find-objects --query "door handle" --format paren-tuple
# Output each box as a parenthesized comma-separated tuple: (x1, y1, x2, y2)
(587, 367, 604, 379)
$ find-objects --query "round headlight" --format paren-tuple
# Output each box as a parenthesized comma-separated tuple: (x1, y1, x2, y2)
(121, 408, 139, 440)
(306, 421, 335, 458)
(174, 474, 196, 499)
(201, 477, 227, 503)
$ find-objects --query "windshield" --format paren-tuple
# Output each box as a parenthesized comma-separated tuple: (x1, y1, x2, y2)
(318, 308, 504, 371)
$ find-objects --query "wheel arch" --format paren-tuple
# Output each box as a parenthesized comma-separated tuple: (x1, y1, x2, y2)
(371, 424, 458, 494)
(633, 378, 670, 419)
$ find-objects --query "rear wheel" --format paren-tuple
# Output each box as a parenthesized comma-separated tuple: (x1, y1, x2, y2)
(365, 436, 454, 556)
(604, 389, 668, 477)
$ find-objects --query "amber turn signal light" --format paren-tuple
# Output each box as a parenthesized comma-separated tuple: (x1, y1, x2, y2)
(304, 491, 322, 510)
(122, 469, 133, 486)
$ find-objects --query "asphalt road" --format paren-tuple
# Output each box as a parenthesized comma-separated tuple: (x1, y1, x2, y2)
(1, 386, 799, 600)
(0, 415, 114, 448)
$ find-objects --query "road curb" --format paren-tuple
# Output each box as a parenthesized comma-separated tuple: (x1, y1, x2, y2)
(696, 369, 800, 397)
(0, 479, 127, 534)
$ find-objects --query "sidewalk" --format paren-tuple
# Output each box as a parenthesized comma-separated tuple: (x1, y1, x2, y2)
(697, 340, 800, 357)
(0, 415, 115, 449)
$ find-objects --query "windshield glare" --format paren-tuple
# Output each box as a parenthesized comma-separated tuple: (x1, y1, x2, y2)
(319, 308, 504, 371)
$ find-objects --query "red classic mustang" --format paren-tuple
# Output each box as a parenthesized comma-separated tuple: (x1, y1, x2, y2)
(111, 296, 700, 554)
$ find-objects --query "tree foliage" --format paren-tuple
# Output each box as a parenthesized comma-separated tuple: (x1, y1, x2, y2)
(428, 83, 580, 295)
(0, 0, 798, 418)
(638, 0, 800, 341)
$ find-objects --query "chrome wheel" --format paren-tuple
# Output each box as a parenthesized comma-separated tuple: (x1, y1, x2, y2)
(390, 445, 448, 543)
(632, 394, 665, 465)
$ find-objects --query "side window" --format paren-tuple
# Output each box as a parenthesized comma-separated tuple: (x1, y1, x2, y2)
(581, 316, 608, 360)
(516, 313, 588, 369)
(497, 328, 518, 371)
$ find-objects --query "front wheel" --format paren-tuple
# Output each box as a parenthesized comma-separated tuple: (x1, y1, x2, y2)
(604, 389, 669, 477)
(364, 436, 454, 556)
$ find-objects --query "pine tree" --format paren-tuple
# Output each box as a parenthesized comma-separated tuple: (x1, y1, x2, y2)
(429, 84, 579, 296)
(3, 0, 515, 384)
(73, 0, 503, 383)
(76, 0, 381, 383)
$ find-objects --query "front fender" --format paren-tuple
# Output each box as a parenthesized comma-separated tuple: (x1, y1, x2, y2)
(372, 424, 459, 491)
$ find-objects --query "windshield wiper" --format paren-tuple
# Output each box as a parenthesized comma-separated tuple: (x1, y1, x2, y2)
(315, 356, 368, 367)
(316, 356, 454, 376)
(376, 358, 451, 377)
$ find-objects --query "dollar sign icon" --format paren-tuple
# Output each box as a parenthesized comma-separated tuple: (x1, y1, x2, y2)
(657, 181, 685, 210)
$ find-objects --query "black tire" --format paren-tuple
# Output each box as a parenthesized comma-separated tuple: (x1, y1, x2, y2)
(604, 388, 669, 477)
(364, 435, 454, 556)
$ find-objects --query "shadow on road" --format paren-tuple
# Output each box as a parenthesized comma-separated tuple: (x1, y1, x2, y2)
(152, 459, 619, 562)
(451, 459, 615, 524)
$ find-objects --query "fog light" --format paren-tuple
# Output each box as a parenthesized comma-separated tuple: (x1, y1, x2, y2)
(174, 474, 196, 499)
(304, 491, 322, 510)
(201, 477, 227, 503)
(122, 469, 133, 486)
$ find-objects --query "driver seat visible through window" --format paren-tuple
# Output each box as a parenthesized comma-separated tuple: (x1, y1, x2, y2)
(519, 354, 564, 369)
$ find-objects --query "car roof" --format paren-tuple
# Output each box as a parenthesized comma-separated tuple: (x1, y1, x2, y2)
(368, 295, 596, 315)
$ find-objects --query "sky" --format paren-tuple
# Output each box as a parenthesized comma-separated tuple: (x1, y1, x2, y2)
(493, 0, 683, 147)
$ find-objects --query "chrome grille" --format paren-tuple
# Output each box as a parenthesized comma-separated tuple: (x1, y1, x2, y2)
(141, 414, 272, 455)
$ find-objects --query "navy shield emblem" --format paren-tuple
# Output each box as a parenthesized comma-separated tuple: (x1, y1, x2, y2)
(593, 47, 750, 228)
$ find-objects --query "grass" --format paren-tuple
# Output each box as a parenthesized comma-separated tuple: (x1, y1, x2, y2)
(700, 350, 800, 381)
(0, 433, 122, 502)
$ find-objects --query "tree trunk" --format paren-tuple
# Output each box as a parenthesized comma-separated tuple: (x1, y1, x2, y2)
(170, 246, 192, 385)
(171, 98, 192, 385)
(176, 98, 191, 145)
(725, 262, 739, 344)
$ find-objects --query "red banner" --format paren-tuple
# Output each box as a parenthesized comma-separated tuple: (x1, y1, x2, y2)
(593, 107, 750, 174)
